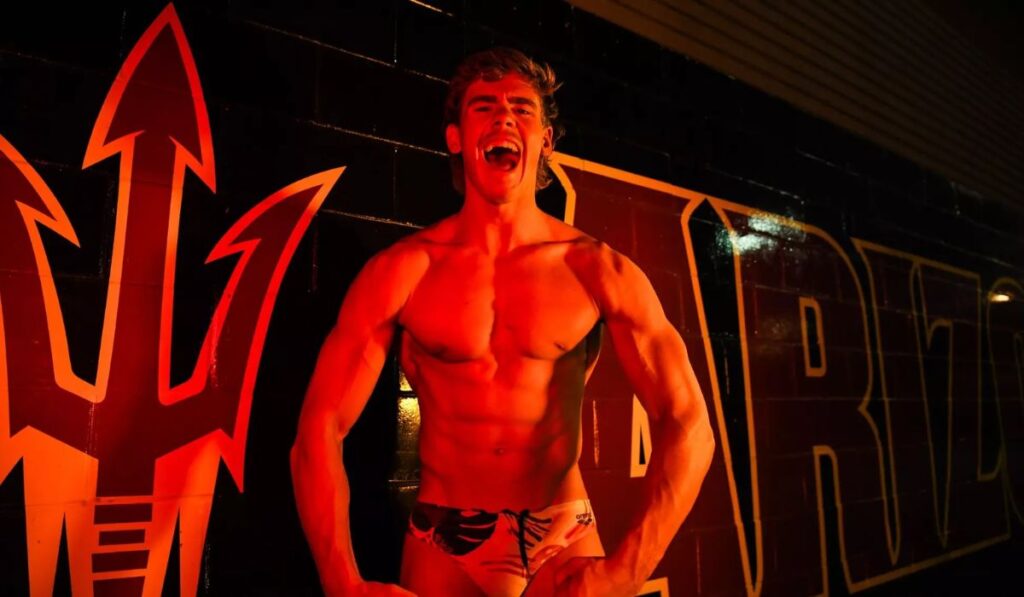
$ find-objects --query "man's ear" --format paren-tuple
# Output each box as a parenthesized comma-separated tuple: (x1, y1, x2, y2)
(541, 125, 553, 157)
(445, 124, 462, 154)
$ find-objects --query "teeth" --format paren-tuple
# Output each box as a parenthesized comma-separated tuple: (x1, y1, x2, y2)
(484, 141, 520, 153)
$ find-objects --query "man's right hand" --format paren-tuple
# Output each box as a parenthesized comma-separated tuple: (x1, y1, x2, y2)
(346, 581, 417, 596)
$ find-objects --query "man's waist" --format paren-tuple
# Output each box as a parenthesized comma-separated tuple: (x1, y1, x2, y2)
(415, 463, 588, 512)
(412, 497, 593, 519)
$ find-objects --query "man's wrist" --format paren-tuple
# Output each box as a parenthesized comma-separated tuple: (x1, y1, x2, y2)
(602, 551, 649, 592)
(320, 570, 365, 596)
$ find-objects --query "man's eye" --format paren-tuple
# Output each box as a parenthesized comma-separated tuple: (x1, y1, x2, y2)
(516, 108, 532, 115)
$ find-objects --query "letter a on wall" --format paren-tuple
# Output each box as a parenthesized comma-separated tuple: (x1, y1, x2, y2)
(631, 395, 653, 478)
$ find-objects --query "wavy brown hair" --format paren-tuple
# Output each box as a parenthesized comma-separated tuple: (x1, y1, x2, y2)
(444, 48, 563, 194)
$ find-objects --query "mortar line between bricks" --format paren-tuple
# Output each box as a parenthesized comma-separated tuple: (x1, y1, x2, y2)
(406, 0, 453, 18)
(304, 119, 447, 156)
(240, 16, 449, 83)
(0, 48, 101, 74)
(319, 209, 423, 230)
(240, 18, 394, 69)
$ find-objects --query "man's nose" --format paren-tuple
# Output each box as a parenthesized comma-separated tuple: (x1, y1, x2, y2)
(492, 103, 515, 127)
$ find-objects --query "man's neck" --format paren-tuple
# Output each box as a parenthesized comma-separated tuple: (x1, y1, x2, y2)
(456, 187, 550, 256)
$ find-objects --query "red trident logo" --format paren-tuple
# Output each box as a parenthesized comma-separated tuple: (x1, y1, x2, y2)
(0, 5, 341, 595)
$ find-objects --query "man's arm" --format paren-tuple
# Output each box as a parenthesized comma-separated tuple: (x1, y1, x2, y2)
(569, 243, 716, 594)
(290, 248, 421, 596)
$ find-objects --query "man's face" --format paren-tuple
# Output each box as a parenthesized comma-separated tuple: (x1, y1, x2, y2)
(446, 74, 553, 204)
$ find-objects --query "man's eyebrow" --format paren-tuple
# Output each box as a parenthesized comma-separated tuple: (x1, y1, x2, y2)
(465, 95, 539, 109)
(466, 94, 498, 107)
(508, 96, 538, 109)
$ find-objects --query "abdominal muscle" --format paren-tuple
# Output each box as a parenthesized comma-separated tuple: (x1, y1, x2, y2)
(401, 339, 591, 512)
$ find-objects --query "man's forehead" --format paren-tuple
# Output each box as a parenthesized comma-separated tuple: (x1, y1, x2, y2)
(462, 74, 540, 105)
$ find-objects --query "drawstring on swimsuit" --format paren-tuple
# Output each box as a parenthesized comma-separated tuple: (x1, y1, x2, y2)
(516, 509, 530, 575)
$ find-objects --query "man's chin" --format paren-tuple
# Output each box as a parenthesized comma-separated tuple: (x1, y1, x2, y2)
(472, 172, 525, 203)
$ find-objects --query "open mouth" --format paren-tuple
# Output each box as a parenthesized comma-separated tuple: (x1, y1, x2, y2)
(483, 141, 521, 171)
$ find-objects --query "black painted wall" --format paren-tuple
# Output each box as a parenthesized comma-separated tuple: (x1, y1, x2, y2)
(1, 1, 1022, 595)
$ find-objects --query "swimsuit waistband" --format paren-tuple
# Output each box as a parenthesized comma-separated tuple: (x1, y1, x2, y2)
(414, 498, 592, 519)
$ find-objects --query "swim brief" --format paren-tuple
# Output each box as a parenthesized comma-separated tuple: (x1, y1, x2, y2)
(408, 498, 597, 596)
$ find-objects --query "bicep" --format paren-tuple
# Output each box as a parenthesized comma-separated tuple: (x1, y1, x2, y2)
(302, 321, 394, 438)
(298, 254, 408, 440)
(606, 315, 696, 421)
(599, 256, 703, 423)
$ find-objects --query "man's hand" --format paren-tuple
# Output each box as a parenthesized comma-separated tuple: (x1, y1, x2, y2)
(292, 248, 422, 596)
(552, 557, 641, 597)
(347, 581, 417, 597)
(566, 243, 715, 589)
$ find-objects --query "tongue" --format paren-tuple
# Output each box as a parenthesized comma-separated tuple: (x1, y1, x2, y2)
(496, 152, 518, 169)
(484, 149, 519, 170)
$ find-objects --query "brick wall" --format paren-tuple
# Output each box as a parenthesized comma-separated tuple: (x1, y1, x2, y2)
(1, 1, 1022, 595)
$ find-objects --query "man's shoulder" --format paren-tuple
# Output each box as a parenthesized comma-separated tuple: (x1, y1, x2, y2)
(561, 229, 631, 276)
(562, 232, 647, 317)
(543, 213, 593, 244)
(359, 216, 462, 286)
(358, 236, 433, 290)
(541, 215, 615, 263)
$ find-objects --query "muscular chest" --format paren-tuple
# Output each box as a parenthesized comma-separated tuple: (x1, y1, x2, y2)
(400, 249, 598, 361)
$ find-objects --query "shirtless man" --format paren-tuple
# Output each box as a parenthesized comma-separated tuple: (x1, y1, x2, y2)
(291, 48, 715, 597)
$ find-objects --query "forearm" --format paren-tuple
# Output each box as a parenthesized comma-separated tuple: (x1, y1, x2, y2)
(291, 428, 362, 595)
(607, 414, 715, 584)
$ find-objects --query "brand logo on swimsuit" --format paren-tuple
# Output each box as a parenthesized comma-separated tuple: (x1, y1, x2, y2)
(0, 4, 340, 595)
